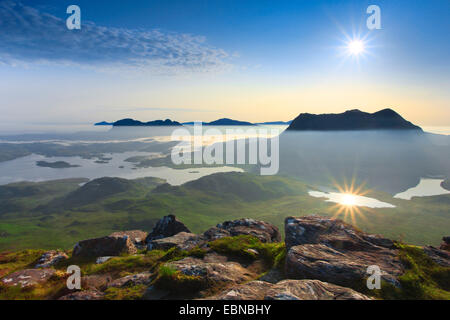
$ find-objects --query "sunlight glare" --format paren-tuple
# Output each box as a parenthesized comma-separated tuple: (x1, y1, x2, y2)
(341, 193, 357, 206)
(347, 40, 365, 56)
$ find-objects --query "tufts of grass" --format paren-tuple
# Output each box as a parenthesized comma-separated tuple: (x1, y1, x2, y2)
(104, 284, 147, 300)
(0, 249, 45, 277)
(0, 277, 67, 300)
(153, 264, 206, 292)
(209, 235, 286, 268)
(86, 251, 166, 276)
(159, 246, 207, 262)
(369, 244, 450, 300)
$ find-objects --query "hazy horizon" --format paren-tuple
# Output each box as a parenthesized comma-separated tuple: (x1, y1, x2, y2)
(1, 0, 449, 127)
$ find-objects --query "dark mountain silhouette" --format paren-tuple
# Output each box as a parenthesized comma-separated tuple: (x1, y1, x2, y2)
(257, 121, 293, 125)
(287, 109, 422, 131)
(113, 118, 182, 126)
(94, 121, 113, 126)
(183, 118, 255, 126)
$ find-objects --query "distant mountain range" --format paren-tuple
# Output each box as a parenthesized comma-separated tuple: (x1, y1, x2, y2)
(95, 108, 421, 131)
(95, 118, 272, 127)
(95, 118, 182, 127)
(94, 121, 114, 126)
(287, 109, 422, 131)
(182, 118, 255, 126)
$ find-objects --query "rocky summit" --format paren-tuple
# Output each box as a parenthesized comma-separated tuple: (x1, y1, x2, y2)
(0, 214, 449, 300)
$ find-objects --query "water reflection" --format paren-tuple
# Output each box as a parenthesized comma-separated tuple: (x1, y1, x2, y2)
(394, 178, 450, 200)
(308, 190, 396, 208)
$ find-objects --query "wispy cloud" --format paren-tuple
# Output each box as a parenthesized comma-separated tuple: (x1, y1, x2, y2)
(0, 1, 232, 74)
(101, 106, 214, 113)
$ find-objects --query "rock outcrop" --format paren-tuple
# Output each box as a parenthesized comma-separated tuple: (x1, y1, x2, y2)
(110, 230, 148, 246)
(2, 214, 449, 301)
(145, 215, 191, 242)
(147, 232, 204, 251)
(81, 274, 112, 290)
(440, 236, 450, 251)
(207, 218, 281, 243)
(165, 257, 255, 289)
(1, 269, 56, 288)
(207, 279, 370, 300)
(35, 250, 68, 268)
(284, 216, 403, 288)
(423, 246, 450, 267)
(72, 235, 137, 258)
(107, 272, 153, 288)
(59, 290, 105, 300)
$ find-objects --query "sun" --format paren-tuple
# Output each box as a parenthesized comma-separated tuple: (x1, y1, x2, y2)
(341, 194, 357, 206)
(325, 177, 374, 226)
(347, 40, 365, 56)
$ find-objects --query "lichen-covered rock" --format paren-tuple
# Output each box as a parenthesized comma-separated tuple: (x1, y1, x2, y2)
(35, 250, 68, 268)
(440, 236, 450, 251)
(203, 227, 231, 241)
(59, 290, 105, 300)
(284, 215, 394, 250)
(264, 280, 371, 300)
(206, 279, 371, 300)
(205, 281, 273, 300)
(423, 246, 450, 267)
(1, 268, 56, 288)
(284, 216, 403, 288)
(81, 274, 112, 290)
(147, 232, 204, 251)
(213, 218, 281, 243)
(145, 215, 191, 242)
(72, 235, 137, 258)
(107, 272, 153, 288)
(96, 256, 113, 264)
(110, 230, 148, 246)
(167, 257, 255, 286)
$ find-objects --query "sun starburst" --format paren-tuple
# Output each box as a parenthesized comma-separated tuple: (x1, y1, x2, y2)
(326, 176, 374, 226)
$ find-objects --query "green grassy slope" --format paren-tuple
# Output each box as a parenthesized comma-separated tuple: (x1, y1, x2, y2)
(0, 172, 449, 251)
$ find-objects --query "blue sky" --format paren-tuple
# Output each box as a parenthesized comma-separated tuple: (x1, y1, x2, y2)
(0, 0, 449, 127)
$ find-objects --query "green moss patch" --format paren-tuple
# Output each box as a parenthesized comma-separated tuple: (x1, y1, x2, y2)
(209, 235, 285, 268)
(371, 244, 450, 300)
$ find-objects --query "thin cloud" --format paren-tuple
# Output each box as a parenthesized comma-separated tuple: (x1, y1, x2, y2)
(0, 1, 232, 74)
(102, 106, 214, 113)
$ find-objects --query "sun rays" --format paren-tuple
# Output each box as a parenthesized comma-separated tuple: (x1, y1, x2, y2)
(327, 176, 375, 226)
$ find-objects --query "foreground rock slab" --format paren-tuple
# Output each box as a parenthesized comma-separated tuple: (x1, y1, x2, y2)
(205, 281, 273, 300)
(147, 232, 204, 251)
(73, 235, 137, 258)
(81, 274, 112, 290)
(284, 216, 403, 288)
(107, 272, 153, 288)
(423, 246, 450, 267)
(207, 279, 371, 300)
(1, 268, 55, 288)
(204, 218, 281, 243)
(265, 280, 371, 300)
(35, 250, 68, 268)
(168, 257, 255, 286)
(59, 290, 105, 300)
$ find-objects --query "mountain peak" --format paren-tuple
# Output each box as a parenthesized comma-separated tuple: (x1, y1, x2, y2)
(287, 108, 422, 131)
